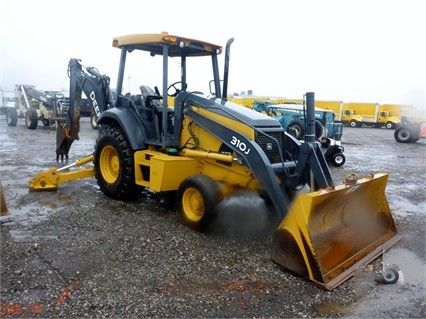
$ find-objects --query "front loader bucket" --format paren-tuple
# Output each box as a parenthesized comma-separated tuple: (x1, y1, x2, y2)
(271, 172, 400, 290)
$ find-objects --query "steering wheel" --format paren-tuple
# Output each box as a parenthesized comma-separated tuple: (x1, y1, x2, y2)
(167, 81, 188, 97)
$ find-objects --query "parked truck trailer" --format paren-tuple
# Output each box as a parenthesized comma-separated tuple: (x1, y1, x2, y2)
(318, 101, 402, 129)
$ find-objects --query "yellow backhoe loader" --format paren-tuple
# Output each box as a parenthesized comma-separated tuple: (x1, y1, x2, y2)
(29, 32, 400, 290)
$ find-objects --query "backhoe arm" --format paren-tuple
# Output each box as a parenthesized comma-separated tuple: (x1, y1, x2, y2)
(56, 59, 114, 161)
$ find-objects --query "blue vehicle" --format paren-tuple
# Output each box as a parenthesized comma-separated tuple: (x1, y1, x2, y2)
(252, 100, 343, 141)
(252, 100, 345, 166)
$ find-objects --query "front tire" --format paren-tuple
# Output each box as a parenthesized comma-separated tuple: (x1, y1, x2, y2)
(94, 127, 140, 200)
(177, 175, 221, 232)
(6, 108, 18, 126)
(91, 113, 98, 129)
(25, 108, 38, 129)
(349, 120, 359, 128)
(385, 122, 394, 129)
(331, 152, 346, 167)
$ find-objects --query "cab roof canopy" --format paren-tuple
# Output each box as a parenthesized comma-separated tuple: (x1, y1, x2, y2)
(112, 32, 223, 57)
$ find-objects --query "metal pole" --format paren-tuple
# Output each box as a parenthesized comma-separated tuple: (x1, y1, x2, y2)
(305, 92, 316, 143)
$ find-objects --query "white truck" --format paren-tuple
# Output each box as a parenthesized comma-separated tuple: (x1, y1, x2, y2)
(0, 89, 18, 126)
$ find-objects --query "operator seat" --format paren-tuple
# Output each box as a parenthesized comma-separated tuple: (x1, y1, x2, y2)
(139, 85, 161, 112)
(139, 85, 174, 136)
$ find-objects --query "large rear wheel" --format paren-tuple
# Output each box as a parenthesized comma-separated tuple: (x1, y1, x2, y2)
(94, 127, 141, 200)
(394, 126, 412, 143)
(177, 175, 221, 232)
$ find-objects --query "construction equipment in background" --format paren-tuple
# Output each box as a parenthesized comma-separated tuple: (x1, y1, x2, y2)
(251, 101, 345, 167)
(229, 94, 416, 130)
(29, 32, 399, 290)
(0, 178, 9, 216)
(252, 100, 344, 141)
(394, 115, 426, 143)
(12, 85, 69, 129)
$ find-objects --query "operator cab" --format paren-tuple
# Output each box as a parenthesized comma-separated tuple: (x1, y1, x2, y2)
(97, 33, 227, 151)
(120, 84, 182, 143)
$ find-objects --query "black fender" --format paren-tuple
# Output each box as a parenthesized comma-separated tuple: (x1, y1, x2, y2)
(97, 107, 147, 150)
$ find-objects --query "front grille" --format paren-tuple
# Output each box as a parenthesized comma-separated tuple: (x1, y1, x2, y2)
(255, 131, 282, 164)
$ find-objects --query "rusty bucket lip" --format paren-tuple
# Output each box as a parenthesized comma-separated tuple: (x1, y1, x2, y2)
(271, 172, 400, 290)
(311, 234, 402, 290)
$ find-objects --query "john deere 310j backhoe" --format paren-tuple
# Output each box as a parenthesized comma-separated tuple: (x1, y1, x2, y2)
(29, 32, 400, 290)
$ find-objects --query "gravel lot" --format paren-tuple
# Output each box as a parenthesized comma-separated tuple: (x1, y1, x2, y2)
(1, 116, 425, 318)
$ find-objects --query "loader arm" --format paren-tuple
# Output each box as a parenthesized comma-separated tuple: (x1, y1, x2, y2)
(182, 91, 334, 218)
(56, 59, 115, 161)
(185, 106, 293, 217)
(184, 105, 333, 219)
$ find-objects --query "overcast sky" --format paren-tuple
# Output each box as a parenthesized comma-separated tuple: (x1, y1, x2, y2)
(1, 0, 425, 112)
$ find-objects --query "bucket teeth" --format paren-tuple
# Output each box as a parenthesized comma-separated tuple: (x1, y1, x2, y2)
(56, 125, 73, 161)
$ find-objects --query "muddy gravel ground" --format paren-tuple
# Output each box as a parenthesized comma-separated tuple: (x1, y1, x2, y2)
(0, 116, 425, 318)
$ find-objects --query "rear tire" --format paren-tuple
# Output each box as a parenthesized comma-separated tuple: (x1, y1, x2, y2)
(94, 127, 141, 200)
(6, 108, 18, 126)
(394, 127, 412, 143)
(25, 108, 38, 129)
(177, 175, 221, 232)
